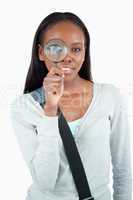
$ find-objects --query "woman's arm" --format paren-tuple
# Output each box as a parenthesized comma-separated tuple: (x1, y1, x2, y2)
(10, 96, 60, 192)
(110, 87, 132, 200)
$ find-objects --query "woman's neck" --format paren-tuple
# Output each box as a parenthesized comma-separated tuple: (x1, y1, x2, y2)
(63, 75, 84, 93)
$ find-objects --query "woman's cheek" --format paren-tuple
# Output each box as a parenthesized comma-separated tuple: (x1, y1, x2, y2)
(44, 59, 54, 71)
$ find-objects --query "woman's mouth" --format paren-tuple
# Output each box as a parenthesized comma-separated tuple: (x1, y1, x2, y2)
(62, 67, 75, 74)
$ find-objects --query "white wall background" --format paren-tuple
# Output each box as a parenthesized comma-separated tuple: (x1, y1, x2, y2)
(0, 0, 132, 199)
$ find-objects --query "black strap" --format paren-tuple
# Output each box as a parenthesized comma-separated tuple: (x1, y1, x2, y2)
(58, 110, 94, 200)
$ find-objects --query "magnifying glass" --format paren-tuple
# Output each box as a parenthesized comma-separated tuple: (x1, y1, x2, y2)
(44, 40, 69, 96)
(44, 39, 68, 65)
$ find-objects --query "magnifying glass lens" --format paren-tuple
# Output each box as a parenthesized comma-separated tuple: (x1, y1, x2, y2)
(44, 40, 68, 62)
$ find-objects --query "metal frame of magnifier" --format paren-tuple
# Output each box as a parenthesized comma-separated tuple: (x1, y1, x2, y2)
(43, 39, 70, 67)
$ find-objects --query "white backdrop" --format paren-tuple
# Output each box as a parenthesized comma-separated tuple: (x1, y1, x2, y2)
(0, 0, 133, 199)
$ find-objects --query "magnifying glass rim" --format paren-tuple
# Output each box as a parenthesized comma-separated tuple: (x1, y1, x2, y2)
(43, 39, 69, 62)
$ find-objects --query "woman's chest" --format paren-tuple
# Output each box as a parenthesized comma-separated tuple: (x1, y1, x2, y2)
(58, 90, 93, 122)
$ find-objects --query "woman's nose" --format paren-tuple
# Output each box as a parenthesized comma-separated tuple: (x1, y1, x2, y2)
(62, 53, 73, 64)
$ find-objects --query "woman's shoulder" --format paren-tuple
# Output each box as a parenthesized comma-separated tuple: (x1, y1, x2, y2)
(97, 82, 128, 108)
(10, 87, 45, 119)
(96, 81, 118, 91)
(96, 82, 121, 97)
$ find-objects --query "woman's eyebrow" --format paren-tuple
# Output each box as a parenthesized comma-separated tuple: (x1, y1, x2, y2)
(71, 42, 84, 45)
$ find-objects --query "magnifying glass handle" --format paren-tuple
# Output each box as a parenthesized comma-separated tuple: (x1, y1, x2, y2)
(54, 62, 58, 67)
(52, 61, 62, 95)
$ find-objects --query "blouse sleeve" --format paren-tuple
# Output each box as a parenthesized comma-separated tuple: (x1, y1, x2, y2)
(10, 95, 60, 192)
(110, 87, 132, 200)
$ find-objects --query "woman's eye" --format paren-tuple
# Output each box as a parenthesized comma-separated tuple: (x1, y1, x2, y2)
(72, 48, 81, 53)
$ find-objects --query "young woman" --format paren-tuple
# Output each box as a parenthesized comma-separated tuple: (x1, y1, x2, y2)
(10, 12, 132, 200)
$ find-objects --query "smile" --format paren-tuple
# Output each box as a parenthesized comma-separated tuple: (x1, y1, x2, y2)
(62, 67, 75, 73)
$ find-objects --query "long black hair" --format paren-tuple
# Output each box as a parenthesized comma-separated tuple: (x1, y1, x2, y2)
(23, 12, 93, 94)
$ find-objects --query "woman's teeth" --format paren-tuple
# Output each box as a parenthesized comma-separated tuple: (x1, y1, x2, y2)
(62, 67, 71, 70)
(62, 67, 73, 73)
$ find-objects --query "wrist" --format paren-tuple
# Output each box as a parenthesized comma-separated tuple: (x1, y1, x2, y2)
(44, 103, 59, 116)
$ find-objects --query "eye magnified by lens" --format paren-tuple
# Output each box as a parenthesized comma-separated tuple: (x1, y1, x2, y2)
(44, 40, 68, 63)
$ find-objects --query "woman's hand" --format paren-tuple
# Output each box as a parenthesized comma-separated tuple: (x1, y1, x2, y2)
(43, 67, 64, 115)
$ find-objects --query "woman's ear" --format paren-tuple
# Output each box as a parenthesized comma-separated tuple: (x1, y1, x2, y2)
(38, 44, 45, 61)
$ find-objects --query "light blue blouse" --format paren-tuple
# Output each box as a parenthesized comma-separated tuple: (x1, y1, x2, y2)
(67, 117, 82, 136)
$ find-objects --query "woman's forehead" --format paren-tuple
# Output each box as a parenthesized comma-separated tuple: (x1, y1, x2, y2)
(43, 21, 85, 45)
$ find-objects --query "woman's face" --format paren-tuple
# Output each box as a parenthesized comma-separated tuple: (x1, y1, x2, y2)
(38, 21, 86, 80)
